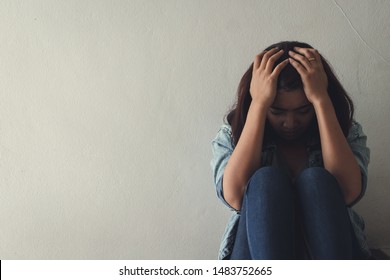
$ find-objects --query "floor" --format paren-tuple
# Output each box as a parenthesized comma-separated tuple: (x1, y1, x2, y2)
(370, 248, 390, 260)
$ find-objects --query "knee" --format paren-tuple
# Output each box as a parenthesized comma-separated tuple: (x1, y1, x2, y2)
(251, 166, 285, 179)
(246, 167, 291, 197)
(297, 167, 332, 180)
(296, 167, 337, 187)
(295, 167, 341, 200)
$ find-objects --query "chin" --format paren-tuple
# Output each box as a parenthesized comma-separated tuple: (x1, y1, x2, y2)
(278, 131, 304, 141)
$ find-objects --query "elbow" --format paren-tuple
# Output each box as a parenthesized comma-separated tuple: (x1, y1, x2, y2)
(334, 169, 363, 206)
(221, 176, 246, 211)
(344, 182, 363, 207)
(224, 193, 242, 211)
(345, 193, 359, 207)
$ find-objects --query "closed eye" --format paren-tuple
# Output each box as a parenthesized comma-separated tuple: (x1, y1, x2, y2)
(270, 110, 284, 115)
(297, 109, 311, 115)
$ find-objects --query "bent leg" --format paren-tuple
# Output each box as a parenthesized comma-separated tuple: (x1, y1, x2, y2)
(229, 189, 251, 259)
(230, 167, 294, 260)
(295, 167, 353, 259)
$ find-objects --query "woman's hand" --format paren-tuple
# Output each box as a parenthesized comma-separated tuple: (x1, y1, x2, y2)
(250, 48, 289, 108)
(288, 47, 329, 105)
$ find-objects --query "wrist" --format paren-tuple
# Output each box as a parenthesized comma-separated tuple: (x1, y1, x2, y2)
(311, 93, 332, 109)
(250, 99, 271, 111)
(248, 100, 269, 120)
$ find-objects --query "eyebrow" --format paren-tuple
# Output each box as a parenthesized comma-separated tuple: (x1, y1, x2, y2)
(270, 103, 312, 111)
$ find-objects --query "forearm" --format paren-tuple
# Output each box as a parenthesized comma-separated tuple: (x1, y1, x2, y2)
(223, 101, 268, 210)
(314, 96, 362, 205)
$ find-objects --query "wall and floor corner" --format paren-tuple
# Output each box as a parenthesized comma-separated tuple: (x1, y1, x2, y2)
(0, 0, 389, 259)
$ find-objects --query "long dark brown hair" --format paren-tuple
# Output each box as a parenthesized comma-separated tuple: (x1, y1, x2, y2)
(225, 41, 354, 146)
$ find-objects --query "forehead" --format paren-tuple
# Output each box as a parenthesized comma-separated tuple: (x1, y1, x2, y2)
(272, 89, 310, 109)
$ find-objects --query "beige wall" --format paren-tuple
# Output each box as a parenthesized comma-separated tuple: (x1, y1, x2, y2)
(0, 0, 389, 259)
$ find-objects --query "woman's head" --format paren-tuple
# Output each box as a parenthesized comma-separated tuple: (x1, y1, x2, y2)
(225, 41, 354, 146)
(264, 41, 312, 92)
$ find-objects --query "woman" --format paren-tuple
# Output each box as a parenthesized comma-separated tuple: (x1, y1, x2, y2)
(211, 41, 370, 259)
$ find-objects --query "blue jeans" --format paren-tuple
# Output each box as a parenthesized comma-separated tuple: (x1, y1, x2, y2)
(230, 167, 357, 260)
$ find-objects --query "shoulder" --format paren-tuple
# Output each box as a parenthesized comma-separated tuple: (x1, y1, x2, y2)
(347, 120, 367, 142)
(218, 124, 233, 137)
(212, 123, 234, 149)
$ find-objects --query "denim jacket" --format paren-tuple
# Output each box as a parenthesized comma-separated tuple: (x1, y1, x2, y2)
(211, 120, 370, 260)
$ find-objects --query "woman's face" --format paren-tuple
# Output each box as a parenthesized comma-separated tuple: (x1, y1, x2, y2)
(266, 89, 316, 141)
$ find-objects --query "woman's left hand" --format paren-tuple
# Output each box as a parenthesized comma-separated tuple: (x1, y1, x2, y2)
(288, 47, 329, 104)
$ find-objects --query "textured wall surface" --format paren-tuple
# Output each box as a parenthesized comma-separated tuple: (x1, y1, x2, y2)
(0, 0, 389, 259)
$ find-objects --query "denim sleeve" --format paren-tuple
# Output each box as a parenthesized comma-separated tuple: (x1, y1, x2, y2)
(347, 120, 370, 206)
(210, 124, 237, 211)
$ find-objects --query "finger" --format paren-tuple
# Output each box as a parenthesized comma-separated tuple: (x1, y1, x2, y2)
(271, 58, 289, 78)
(289, 50, 311, 70)
(293, 46, 315, 56)
(310, 49, 322, 64)
(289, 57, 306, 76)
(259, 48, 280, 70)
(265, 49, 285, 72)
(294, 47, 319, 62)
(253, 51, 266, 70)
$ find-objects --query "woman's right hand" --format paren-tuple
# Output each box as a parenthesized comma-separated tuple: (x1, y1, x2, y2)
(250, 48, 289, 108)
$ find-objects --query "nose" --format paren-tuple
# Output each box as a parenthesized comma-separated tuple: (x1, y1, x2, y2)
(282, 113, 298, 129)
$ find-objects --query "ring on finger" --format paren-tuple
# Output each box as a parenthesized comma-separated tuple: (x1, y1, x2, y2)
(307, 57, 316, 61)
